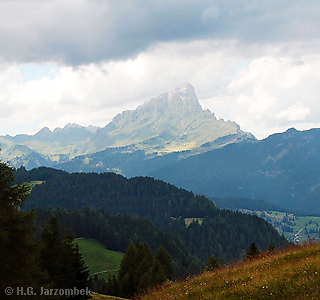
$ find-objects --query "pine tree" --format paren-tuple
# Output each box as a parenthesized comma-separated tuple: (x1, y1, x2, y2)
(120, 272, 135, 298)
(39, 215, 74, 289)
(204, 254, 220, 272)
(39, 215, 92, 299)
(70, 244, 92, 298)
(0, 160, 47, 299)
(155, 246, 175, 280)
(116, 241, 137, 298)
(117, 241, 136, 280)
(245, 242, 261, 261)
(137, 271, 153, 293)
(151, 259, 167, 286)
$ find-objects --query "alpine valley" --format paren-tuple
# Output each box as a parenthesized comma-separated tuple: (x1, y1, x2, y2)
(3, 83, 320, 299)
(1, 82, 320, 215)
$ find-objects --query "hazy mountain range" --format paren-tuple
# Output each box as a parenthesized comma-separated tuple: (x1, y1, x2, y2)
(0, 83, 254, 170)
(1, 83, 320, 214)
(151, 127, 320, 214)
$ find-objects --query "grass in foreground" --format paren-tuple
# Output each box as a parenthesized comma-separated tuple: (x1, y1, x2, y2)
(76, 238, 124, 280)
(139, 243, 320, 299)
(91, 292, 127, 300)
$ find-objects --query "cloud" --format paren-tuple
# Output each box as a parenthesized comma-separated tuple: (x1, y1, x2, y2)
(1, 1, 320, 139)
(276, 103, 311, 122)
(0, 38, 319, 139)
(196, 43, 320, 138)
(1, 1, 320, 65)
(201, 6, 221, 23)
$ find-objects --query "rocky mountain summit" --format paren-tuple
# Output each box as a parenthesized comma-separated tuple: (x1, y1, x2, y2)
(0, 83, 255, 170)
(86, 82, 255, 154)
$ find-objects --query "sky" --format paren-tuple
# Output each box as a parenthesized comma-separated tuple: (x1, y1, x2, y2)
(1, 0, 320, 139)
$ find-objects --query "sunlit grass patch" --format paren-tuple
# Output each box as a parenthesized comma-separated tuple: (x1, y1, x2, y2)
(76, 238, 124, 280)
(139, 243, 320, 299)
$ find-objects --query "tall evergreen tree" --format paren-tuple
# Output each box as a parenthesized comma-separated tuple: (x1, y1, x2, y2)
(245, 242, 261, 261)
(107, 241, 174, 298)
(39, 215, 92, 299)
(39, 215, 74, 289)
(155, 246, 175, 280)
(150, 259, 167, 287)
(0, 159, 103, 299)
(204, 254, 220, 272)
(70, 244, 92, 299)
(0, 160, 47, 299)
(117, 241, 136, 281)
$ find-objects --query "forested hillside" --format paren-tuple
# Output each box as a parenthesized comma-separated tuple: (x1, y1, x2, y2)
(151, 128, 320, 214)
(18, 167, 288, 266)
(0, 161, 92, 300)
(33, 206, 199, 278)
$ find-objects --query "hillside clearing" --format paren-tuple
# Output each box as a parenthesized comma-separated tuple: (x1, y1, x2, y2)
(76, 238, 124, 280)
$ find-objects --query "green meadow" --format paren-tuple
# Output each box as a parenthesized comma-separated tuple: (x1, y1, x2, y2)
(76, 238, 124, 281)
(249, 210, 320, 243)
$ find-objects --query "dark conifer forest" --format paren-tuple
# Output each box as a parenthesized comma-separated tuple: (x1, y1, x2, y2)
(0, 164, 289, 299)
(18, 167, 287, 265)
(33, 206, 198, 278)
(0, 163, 92, 300)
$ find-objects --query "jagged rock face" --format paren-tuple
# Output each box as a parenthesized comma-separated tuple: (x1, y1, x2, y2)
(112, 83, 203, 125)
(142, 83, 203, 115)
(95, 82, 253, 153)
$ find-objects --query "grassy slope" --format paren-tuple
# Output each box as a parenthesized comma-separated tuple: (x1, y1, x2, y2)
(140, 243, 320, 300)
(91, 292, 127, 300)
(76, 238, 124, 281)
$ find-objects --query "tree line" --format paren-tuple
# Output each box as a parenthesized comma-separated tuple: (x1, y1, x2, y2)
(0, 162, 92, 300)
(18, 167, 288, 264)
(2, 163, 290, 298)
(102, 242, 175, 298)
(33, 206, 199, 278)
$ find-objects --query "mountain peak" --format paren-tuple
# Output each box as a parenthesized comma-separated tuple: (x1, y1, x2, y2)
(174, 82, 195, 93)
(35, 127, 52, 136)
(168, 82, 202, 112)
(0, 83, 256, 170)
(64, 123, 82, 129)
(51, 123, 99, 134)
(101, 83, 254, 153)
(140, 82, 202, 115)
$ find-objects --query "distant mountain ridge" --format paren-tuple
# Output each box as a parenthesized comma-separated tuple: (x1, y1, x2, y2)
(0, 123, 99, 169)
(0, 83, 254, 171)
(150, 127, 320, 214)
(2, 83, 320, 215)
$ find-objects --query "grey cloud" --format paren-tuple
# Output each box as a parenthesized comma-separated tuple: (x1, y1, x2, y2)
(1, 0, 320, 65)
